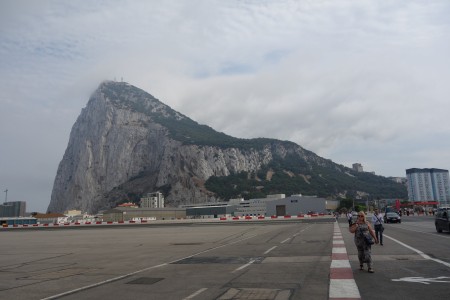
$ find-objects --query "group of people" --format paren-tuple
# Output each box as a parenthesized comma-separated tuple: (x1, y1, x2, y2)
(348, 209, 384, 273)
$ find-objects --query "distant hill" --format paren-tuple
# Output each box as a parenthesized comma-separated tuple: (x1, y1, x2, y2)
(48, 81, 407, 213)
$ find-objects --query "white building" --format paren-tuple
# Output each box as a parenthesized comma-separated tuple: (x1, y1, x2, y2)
(391, 177, 406, 184)
(64, 210, 82, 216)
(234, 194, 286, 216)
(140, 192, 165, 208)
(266, 195, 338, 216)
(406, 168, 450, 206)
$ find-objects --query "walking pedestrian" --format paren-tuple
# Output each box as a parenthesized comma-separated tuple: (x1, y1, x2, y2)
(349, 211, 378, 273)
(347, 211, 353, 226)
(371, 209, 384, 245)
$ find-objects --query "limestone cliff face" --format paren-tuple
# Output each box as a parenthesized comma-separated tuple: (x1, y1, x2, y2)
(48, 81, 333, 213)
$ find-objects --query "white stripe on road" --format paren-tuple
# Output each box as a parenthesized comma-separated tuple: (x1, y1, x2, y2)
(331, 259, 351, 268)
(329, 222, 361, 299)
(332, 247, 347, 254)
(183, 288, 208, 299)
(40, 263, 168, 300)
(385, 234, 450, 268)
(280, 237, 291, 244)
(264, 246, 278, 254)
(329, 279, 361, 298)
(41, 234, 260, 300)
(232, 259, 256, 273)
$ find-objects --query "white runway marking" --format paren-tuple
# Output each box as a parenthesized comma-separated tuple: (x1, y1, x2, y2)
(332, 247, 347, 253)
(329, 222, 361, 299)
(232, 259, 256, 273)
(281, 237, 291, 244)
(385, 234, 450, 268)
(40, 234, 260, 300)
(264, 246, 278, 254)
(183, 288, 208, 299)
(331, 259, 351, 268)
(329, 279, 361, 298)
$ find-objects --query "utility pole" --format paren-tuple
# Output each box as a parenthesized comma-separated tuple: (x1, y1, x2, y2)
(4, 189, 7, 203)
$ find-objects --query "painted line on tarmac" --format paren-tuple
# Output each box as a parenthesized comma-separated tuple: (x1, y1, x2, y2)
(281, 224, 313, 243)
(264, 246, 278, 254)
(280, 237, 291, 244)
(41, 233, 260, 300)
(232, 259, 257, 273)
(183, 288, 208, 299)
(328, 221, 361, 300)
(385, 234, 450, 268)
(293, 224, 313, 237)
(40, 263, 168, 300)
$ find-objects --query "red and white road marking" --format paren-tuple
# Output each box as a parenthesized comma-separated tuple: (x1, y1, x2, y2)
(329, 222, 361, 300)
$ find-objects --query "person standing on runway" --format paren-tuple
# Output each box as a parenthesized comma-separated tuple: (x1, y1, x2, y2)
(347, 211, 353, 226)
(371, 209, 385, 246)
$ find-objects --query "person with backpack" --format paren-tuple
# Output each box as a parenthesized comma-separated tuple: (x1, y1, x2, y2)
(371, 209, 384, 245)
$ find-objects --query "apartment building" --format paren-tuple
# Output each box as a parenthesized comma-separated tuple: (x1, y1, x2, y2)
(0, 201, 26, 217)
(406, 168, 450, 206)
(140, 192, 165, 208)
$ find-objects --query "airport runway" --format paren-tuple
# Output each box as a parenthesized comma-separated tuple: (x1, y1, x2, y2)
(1, 216, 449, 299)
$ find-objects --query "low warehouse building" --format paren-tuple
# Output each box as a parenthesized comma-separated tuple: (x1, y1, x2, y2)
(185, 204, 237, 219)
(1, 217, 37, 226)
(266, 195, 338, 216)
(102, 207, 186, 222)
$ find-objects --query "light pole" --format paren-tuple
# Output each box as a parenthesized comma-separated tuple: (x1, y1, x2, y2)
(4, 189, 7, 203)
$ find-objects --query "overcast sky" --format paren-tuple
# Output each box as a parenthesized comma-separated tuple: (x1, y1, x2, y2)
(1, 0, 450, 212)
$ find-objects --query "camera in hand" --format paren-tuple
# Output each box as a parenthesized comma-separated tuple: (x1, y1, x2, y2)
(349, 213, 358, 226)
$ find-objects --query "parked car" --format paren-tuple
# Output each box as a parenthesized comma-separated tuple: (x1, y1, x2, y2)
(435, 207, 450, 233)
(384, 212, 401, 223)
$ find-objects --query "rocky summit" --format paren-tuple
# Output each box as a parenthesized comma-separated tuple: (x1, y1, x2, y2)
(47, 81, 406, 214)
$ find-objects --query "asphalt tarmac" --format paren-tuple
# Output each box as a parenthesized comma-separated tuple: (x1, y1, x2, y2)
(0, 215, 449, 300)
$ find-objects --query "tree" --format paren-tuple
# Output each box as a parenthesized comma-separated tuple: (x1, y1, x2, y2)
(337, 198, 353, 210)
